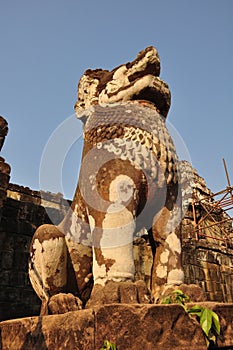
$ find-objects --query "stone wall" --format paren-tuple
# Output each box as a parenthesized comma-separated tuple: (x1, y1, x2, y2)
(0, 182, 70, 321)
(182, 240, 233, 302)
(181, 161, 233, 302)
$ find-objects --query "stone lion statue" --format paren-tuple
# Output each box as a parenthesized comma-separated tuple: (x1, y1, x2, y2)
(29, 46, 184, 315)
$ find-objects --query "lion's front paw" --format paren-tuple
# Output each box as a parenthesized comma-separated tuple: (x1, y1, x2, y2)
(48, 293, 83, 314)
(86, 280, 151, 308)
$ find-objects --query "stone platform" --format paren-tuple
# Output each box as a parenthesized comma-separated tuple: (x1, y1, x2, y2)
(0, 303, 233, 349)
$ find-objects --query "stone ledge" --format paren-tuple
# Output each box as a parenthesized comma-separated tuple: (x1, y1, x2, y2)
(0, 303, 233, 349)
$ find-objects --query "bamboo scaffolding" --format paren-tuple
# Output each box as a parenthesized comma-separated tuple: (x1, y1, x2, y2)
(189, 159, 233, 243)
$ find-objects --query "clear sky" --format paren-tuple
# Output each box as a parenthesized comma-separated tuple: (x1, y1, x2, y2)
(0, 0, 233, 200)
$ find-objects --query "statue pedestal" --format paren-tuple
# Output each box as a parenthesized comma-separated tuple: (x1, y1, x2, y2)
(1, 303, 233, 349)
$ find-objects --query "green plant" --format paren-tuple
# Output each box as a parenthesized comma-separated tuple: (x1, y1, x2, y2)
(162, 289, 191, 307)
(162, 290, 221, 347)
(188, 305, 220, 346)
(100, 339, 117, 350)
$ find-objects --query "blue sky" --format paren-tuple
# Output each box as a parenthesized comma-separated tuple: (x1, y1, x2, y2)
(0, 0, 233, 200)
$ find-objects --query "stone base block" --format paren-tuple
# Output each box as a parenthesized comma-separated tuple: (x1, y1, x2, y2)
(0, 303, 233, 349)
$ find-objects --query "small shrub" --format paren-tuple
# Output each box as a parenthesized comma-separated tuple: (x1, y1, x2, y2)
(188, 305, 220, 346)
(162, 289, 191, 308)
(162, 290, 220, 347)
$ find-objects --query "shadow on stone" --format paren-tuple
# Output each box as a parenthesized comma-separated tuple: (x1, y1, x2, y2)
(20, 317, 47, 350)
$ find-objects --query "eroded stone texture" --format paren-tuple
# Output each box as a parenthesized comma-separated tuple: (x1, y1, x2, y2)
(0, 117, 8, 152)
(48, 293, 82, 314)
(94, 304, 206, 349)
(85, 280, 151, 308)
(75, 46, 171, 117)
(0, 308, 94, 350)
(0, 158, 10, 210)
(131, 161, 233, 303)
(0, 117, 10, 213)
(0, 183, 71, 321)
(11, 44, 230, 319)
(0, 50, 232, 333)
(180, 161, 233, 302)
(1, 303, 233, 349)
(29, 46, 183, 313)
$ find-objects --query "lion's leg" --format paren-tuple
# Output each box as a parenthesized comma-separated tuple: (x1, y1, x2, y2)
(29, 224, 68, 315)
(92, 173, 136, 286)
(151, 207, 184, 302)
(58, 194, 94, 305)
(64, 234, 93, 304)
(86, 159, 151, 306)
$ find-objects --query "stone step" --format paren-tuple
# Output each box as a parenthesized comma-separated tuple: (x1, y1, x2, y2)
(1, 303, 233, 349)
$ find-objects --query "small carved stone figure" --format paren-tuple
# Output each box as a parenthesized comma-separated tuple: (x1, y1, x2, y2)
(29, 46, 184, 314)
